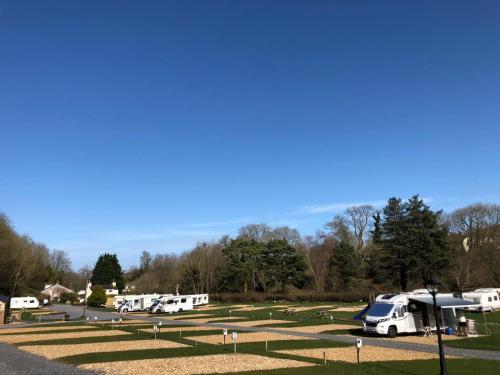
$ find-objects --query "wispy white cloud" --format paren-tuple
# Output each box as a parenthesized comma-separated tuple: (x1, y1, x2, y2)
(103, 229, 225, 242)
(299, 200, 387, 214)
(299, 196, 436, 215)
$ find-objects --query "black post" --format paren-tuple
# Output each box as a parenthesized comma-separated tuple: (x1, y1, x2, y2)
(431, 292, 448, 375)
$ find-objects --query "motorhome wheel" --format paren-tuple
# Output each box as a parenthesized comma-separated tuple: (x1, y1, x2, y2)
(387, 326, 397, 338)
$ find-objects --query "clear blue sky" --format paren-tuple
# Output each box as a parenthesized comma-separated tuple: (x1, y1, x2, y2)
(1, 1, 499, 269)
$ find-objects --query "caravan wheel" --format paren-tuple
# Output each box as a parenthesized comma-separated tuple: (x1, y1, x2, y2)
(387, 326, 397, 338)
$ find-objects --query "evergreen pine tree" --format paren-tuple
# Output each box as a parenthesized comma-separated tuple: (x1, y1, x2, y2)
(91, 253, 125, 292)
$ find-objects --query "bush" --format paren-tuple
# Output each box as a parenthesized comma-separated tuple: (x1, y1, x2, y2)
(87, 285, 106, 307)
(59, 292, 77, 304)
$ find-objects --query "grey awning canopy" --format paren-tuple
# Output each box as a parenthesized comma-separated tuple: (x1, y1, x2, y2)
(410, 296, 481, 309)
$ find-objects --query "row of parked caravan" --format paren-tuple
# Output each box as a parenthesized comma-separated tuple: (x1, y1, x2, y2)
(114, 293, 209, 314)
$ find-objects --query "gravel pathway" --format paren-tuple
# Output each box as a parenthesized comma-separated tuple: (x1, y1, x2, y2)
(0, 342, 97, 375)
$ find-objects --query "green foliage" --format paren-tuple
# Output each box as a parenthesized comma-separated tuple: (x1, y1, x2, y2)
(377, 195, 450, 290)
(91, 253, 124, 292)
(86, 284, 106, 307)
(59, 292, 77, 304)
(260, 239, 306, 293)
(218, 238, 306, 294)
(328, 241, 361, 287)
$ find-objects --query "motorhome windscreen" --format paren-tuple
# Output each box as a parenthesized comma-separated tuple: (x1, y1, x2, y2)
(367, 303, 394, 317)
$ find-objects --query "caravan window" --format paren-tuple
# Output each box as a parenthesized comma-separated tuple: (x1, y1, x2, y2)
(166, 300, 174, 305)
(495, 296, 498, 301)
(181, 298, 187, 303)
(488, 297, 492, 302)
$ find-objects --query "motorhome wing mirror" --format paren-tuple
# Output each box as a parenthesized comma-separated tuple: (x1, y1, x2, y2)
(392, 312, 397, 319)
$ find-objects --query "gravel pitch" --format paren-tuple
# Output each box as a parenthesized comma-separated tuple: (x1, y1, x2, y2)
(80, 353, 315, 374)
(277, 305, 336, 312)
(0, 329, 130, 344)
(191, 331, 313, 344)
(283, 324, 360, 333)
(0, 342, 97, 375)
(329, 306, 365, 312)
(21, 339, 188, 359)
(276, 346, 441, 362)
(0, 325, 97, 335)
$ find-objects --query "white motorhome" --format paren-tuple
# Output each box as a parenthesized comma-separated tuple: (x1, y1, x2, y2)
(462, 288, 500, 312)
(149, 295, 193, 314)
(117, 294, 163, 312)
(113, 295, 126, 309)
(10, 297, 40, 309)
(362, 292, 479, 337)
(189, 294, 209, 307)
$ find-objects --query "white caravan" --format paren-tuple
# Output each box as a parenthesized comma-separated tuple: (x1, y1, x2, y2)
(189, 294, 209, 306)
(10, 297, 40, 309)
(149, 295, 193, 314)
(362, 292, 479, 337)
(462, 288, 500, 312)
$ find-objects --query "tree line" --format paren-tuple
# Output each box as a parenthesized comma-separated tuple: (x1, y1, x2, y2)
(1, 195, 499, 298)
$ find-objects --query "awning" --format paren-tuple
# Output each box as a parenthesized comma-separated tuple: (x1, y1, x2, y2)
(410, 296, 481, 309)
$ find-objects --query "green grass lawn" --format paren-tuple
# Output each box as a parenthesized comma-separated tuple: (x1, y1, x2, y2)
(445, 310, 500, 351)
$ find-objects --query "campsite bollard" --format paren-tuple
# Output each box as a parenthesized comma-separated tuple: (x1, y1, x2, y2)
(330, 316, 334, 326)
(179, 330, 182, 337)
(229, 310, 232, 317)
(195, 340, 198, 347)
(223, 329, 227, 345)
(269, 312, 272, 320)
(265, 341, 268, 352)
(323, 351, 326, 365)
(355, 339, 362, 364)
(158, 321, 162, 333)
(232, 331, 238, 353)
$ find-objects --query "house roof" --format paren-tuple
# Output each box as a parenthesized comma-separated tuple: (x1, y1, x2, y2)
(40, 283, 74, 294)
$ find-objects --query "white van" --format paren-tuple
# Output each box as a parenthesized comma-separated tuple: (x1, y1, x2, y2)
(462, 289, 500, 312)
(10, 297, 40, 309)
(149, 295, 193, 314)
(363, 292, 478, 337)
